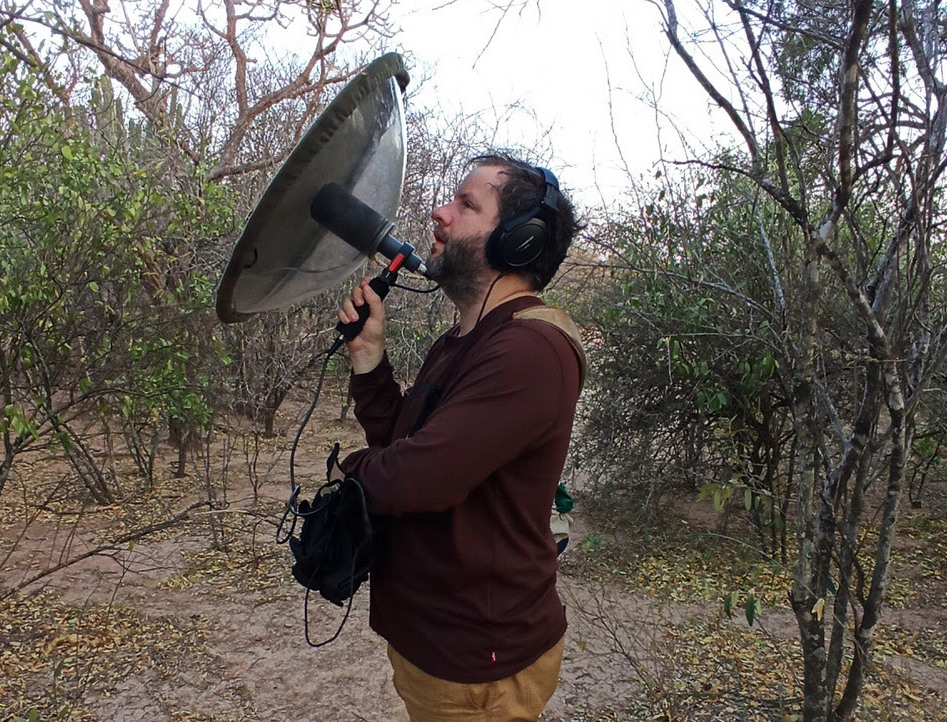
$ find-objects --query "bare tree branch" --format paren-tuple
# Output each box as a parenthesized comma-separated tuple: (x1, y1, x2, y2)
(2, 499, 210, 599)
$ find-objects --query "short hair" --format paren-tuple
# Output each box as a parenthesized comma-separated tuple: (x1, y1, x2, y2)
(469, 153, 581, 291)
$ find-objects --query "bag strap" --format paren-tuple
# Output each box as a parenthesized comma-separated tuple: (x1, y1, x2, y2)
(408, 302, 586, 437)
(513, 305, 587, 392)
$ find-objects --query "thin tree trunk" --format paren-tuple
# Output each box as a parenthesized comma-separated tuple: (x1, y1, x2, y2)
(790, 224, 830, 722)
(835, 369, 908, 719)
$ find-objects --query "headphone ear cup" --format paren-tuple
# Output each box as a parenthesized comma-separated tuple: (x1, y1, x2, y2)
(485, 215, 548, 271)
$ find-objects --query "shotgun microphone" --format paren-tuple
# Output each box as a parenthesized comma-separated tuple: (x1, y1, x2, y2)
(310, 183, 428, 277)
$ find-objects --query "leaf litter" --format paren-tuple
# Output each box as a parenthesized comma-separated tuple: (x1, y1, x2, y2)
(2, 434, 946, 720)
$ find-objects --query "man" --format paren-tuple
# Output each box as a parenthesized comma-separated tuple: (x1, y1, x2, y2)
(337, 153, 583, 721)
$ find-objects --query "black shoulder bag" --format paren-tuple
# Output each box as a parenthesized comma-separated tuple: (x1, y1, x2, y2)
(278, 443, 379, 646)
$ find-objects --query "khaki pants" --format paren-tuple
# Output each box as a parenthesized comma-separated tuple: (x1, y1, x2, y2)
(387, 638, 564, 722)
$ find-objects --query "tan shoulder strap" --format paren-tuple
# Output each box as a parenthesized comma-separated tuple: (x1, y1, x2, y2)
(513, 306, 587, 391)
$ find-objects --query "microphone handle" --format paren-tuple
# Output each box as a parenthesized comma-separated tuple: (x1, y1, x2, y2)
(335, 276, 391, 341)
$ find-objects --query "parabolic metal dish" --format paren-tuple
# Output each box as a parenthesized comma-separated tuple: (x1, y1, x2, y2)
(216, 53, 409, 323)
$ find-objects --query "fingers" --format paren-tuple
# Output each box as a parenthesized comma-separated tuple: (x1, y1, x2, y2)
(337, 277, 386, 374)
(337, 277, 385, 326)
(357, 277, 385, 320)
(337, 301, 354, 325)
(338, 279, 370, 324)
(359, 276, 383, 305)
(338, 295, 360, 324)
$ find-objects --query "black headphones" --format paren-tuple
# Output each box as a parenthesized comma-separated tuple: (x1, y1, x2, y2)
(485, 166, 561, 272)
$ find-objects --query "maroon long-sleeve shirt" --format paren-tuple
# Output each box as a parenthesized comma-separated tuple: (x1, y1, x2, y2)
(340, 296, 581, 684)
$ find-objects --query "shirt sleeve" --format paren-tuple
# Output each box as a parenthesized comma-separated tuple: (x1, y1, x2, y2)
(349, 351, 406, 447)
(340, 323, 577, 516)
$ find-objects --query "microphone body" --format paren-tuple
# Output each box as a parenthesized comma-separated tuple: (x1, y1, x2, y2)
(311, 183, 433, 349)
(310, 183, 428, 276)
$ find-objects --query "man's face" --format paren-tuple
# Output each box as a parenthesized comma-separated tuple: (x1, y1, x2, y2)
(429, 165, 504, 263)
(425, 165, 505, 305)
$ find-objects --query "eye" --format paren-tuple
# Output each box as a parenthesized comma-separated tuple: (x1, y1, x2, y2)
(455, 193, 476, 211)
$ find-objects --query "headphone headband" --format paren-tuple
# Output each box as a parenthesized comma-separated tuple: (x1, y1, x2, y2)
(536, 167, 560, 228)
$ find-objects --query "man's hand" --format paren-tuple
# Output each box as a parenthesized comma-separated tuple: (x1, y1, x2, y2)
(339, 276, 386, 374)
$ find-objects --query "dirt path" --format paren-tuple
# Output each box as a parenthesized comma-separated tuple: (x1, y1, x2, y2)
(1, 456, 654, 722)
(2, 408, 946, 720)
(3, 518, 646, 720)
(10, 496, 944, 721)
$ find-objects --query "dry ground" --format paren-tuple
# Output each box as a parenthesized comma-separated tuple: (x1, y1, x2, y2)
(1, 399, 946, 721)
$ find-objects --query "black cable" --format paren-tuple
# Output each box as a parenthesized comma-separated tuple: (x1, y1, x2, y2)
(274, 274, 402, 645)
(476, 273, 505, 326)
(302, 478, 372, 648)
(282, 261, 405, 538)
(275, 346, 338, 544)
(272, 342, 362, 647)
(392, 280, 440, 294)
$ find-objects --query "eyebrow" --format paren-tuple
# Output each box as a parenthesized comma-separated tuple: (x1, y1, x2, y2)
(456, 190, 479, 208)
(456, 182, 501, 208)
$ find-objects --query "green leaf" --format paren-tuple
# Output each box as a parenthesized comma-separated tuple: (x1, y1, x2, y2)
(723, 590, 738, 618)
(7, 405, 37, 439)
(745, 594, 761, 627)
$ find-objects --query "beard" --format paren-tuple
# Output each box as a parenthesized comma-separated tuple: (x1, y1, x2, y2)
(425, 233, 491, 308)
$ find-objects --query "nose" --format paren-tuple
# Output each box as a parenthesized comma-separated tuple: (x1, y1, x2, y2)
(431, 202, 449, 228)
